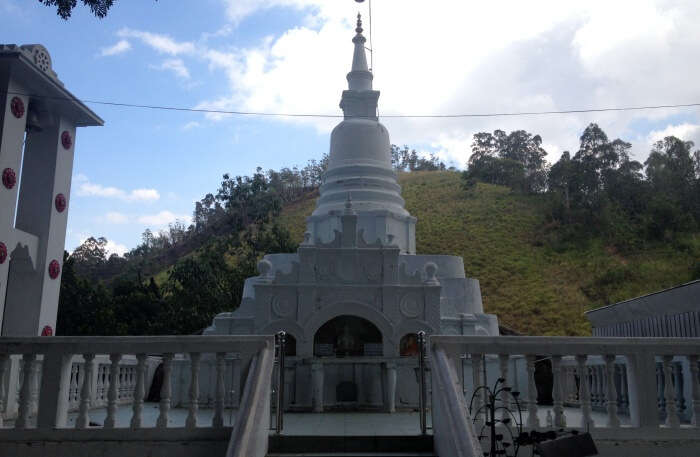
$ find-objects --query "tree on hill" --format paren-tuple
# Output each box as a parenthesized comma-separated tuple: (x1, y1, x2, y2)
(546, 123, 700, 249)
(463, 129, 548, 193)
(391, 145, 446, 172)
(644, 136, 700, 239)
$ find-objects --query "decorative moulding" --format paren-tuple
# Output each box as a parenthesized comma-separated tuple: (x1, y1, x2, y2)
(2, 168, 16, 189)
(10, 97, 25, 118)
(48, 259, 61, 279)
(61, 131, 72, 150)
(55, 193, 67, 212)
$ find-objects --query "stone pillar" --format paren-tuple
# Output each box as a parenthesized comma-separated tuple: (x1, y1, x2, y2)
(0, 79, 29, 330)
(311, 361, 324, 413)
(626, 353, 660, 427)
(384, 362, 397, 413)
(0, 44, 102, 336)
(4, 117, 75, 336)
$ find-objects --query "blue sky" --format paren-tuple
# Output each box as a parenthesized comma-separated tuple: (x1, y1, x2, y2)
(2, 0, 699, 255)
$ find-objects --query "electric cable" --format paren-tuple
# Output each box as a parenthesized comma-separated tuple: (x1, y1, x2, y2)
(3, 90, 699, 119)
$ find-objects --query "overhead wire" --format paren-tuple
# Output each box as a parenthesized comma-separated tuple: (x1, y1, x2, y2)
(3, 90, 700, 120)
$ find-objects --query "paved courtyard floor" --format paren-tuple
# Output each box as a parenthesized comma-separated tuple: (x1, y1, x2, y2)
(62, 403, 627, 434)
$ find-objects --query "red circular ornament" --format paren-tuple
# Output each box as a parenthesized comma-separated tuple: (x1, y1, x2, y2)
(48, 259, 61, 279)
(10, 97, 25, 119)
(2, 168, 16, 189)
(0, 242, 6, 264)
(61, 131, 72, 150)
(41, 326, 53, 336)
(55, 193, 67, 212)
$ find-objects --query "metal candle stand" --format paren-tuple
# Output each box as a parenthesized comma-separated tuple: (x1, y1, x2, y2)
(469, 377, 523, 457)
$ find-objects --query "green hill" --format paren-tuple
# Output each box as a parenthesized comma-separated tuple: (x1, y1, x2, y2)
(278, 171, 699, 336)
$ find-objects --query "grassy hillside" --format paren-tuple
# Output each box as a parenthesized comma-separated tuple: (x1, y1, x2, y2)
(277, 171, 699, 336)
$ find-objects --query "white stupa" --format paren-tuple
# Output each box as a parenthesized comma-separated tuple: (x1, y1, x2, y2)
(307, 14, 416, 255)
(191, 15, 499, 412)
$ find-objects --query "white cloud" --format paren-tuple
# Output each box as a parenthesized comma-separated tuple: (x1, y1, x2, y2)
(117, 28, 196, 55)
(182, 121, 201, 130)
(220, 0, 319, 24)
(75, 236, 128, 257)
(104, 240, 128, 257)
(118, 1, 700, 167)
(105, 212, 129, 224)
(100, 39, 132, 56)
(138, 211, 191, 226)
(74, 175, 160, 202)
(648, 123, 700, 145)
(129, 189, 161, 201)
(152, 58, 191, 79)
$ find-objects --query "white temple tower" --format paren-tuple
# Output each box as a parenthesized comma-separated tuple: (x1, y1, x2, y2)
(197, 16, 499, 412)
(307, 15, 416, 255)
(0, 45, 103, 336)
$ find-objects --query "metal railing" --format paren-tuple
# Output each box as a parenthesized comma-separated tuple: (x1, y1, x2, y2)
(274, 331, 286, 435)
(417, 330, 428, 435)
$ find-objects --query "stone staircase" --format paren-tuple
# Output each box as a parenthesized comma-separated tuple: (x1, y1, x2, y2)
(267, 435, 436, 457)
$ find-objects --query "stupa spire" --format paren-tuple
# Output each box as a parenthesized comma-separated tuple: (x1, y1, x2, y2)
(347, 13, 373, 91)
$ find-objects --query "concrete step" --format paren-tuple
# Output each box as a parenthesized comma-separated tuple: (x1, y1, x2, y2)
(268, 435, 435, 455)
(267, 453, 437, 457)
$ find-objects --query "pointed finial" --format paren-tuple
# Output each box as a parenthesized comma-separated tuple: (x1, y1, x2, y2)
(344, 192, 356, 214)
(348, 12, 371, 90)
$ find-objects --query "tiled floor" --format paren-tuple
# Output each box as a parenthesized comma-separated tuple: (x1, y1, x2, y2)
(63, 404, 625, 434)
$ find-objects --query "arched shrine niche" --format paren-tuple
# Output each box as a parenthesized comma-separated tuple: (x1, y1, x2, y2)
(399, 333, 419, 357)
(313, 315, 383, 357)
(284, 333, 297, 356)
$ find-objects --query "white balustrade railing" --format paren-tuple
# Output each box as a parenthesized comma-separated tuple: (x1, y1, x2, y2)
(0, 335, 273, 436)
(559, 355, 694, 422)
(2, 353, 156, 423)
(430, 336, 700, 456)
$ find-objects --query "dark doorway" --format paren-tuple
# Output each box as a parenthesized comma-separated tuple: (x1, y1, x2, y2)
(314, 315, 382, 357)
(284, 334, 297, 356)
(336, 381, 358, 402)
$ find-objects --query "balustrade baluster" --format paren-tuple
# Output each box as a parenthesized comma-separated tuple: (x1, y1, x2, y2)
(130, 354, 147, 429)
(470, 353, 483, 424)
(156, 353, 173, 428)
(186, 353, 201, 429)
(213, 352, 225, 427)
(599, 365, 606, 408)
(130, 367, 136, 400)
(76, 354, 95, 429)
(662, 355, 680, 427)
(590, 365, 598, 408)
(96, 366, 104, 405)
(604, 355, 620, 428)
(118, 367, 125, 401)
(565, 366, 576, 404)
(0, 354, 9, 427)
(16, 353, 36, 429)
(657, 362, 665, 413)
(69, 364, 77, 404)
(576, 355, 594, 429)
(689, 355, 700, 426)
(29, 360, 40, 415)
(673, 362, 685, 413)
(104, 353, 122, 428)
(526, 355, 539, 428)
(596, 365, 605, 408)
(498, 354, 510, 421)
(551, 355, 565, 427)
(619, 364, 629, 415)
